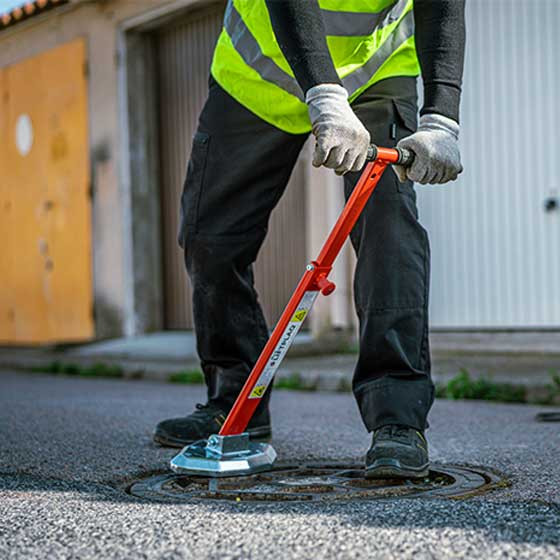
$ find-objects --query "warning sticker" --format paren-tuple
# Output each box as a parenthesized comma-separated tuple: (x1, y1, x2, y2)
(250, 385, 266, 398)
(292, 310, 307, 322)
(248, 291, 318, 399)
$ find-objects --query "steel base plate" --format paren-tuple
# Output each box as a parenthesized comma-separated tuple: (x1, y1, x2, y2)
(170, 433, 277, 477)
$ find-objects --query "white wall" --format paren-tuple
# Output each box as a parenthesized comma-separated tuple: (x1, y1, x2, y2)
(418, 0, 560, 328)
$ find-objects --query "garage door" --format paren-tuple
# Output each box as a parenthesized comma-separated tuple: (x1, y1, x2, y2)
(418, 0, 560, 328)
(156, 3, 308, 329)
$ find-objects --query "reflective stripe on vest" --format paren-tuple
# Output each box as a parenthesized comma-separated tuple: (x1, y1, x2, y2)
(213, 0, 419, 133)
(321, 0, 408, 37)
(224, 3, 305, 101)
(341, 8, 415, 96)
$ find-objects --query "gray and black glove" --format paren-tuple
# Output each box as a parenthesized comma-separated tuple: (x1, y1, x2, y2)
(394, 114, 463, 185)
(306, 83, 370, 176)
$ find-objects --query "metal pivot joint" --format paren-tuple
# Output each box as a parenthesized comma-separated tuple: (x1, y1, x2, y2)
(170, 146, 414, 477)
(308, 262, 335, 296)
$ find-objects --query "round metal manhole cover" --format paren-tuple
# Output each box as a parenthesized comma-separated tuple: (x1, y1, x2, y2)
(128, 463, 506, 503)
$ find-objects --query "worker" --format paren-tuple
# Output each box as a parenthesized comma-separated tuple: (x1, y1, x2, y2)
(155, 0, 465, 479)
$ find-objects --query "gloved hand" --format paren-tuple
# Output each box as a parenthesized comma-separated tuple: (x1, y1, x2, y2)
(306, 83, 370, 176)
(393, 114, 463, 185)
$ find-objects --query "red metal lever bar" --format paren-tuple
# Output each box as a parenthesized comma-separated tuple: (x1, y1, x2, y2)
(219, 147, 402, 436)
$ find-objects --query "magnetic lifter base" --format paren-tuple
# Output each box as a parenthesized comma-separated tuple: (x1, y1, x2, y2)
(170, 433, 277, 477)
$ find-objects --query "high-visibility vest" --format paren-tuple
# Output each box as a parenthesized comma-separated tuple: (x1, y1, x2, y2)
(211, 0, 420, 134)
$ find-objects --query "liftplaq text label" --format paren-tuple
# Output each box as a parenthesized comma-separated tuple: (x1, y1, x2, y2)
(249, 291, 318, 399)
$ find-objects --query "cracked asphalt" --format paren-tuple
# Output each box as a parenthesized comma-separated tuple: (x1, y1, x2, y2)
(1, 369, 559, 559)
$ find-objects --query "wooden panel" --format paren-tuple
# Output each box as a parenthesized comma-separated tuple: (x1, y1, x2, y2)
(0, 39, 92, 344)
(157, 4, 308, 329)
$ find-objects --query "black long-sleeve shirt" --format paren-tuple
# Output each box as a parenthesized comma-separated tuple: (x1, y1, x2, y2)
(265, 0, 466, 122)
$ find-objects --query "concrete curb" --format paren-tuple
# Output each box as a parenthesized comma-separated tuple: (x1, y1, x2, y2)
(1, 346, 559, 404)
(0, 348, 352, 391)
(1, 331, 559, 400)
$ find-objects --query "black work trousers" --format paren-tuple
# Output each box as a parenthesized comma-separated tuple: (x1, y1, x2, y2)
(178, 76, 434, 432)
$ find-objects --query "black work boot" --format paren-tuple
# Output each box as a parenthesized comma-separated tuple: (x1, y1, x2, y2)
(365, 425, 429, 479)
(153, 402, 271, 448)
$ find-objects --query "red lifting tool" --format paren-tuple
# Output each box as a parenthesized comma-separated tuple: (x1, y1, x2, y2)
(171, 145, 414, 477)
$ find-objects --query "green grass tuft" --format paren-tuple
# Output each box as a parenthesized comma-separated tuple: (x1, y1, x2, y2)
(29, 361, 62, 374)
(275, 372, 316, 391)
(28, 361, 123, 378)
(79, 363, 124, 378)
(549, 370, 560, 390)
(168, 370, 204, 384)
(533, 370, 560, 405)
(437, 369, 526, 403)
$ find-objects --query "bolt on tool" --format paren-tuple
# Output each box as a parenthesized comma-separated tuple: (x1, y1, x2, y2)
(171, 145, 415, 477)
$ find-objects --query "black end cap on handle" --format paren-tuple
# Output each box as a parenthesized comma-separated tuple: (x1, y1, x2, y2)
(396, 147, 414, 167)
(366, 144, 378, 161)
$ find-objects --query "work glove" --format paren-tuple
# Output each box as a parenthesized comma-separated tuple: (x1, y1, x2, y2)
(393, 113, 463, 185)
(306, 83, 370, 176)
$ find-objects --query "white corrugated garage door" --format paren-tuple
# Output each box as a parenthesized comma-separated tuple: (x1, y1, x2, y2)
(418, 0, 560, 328)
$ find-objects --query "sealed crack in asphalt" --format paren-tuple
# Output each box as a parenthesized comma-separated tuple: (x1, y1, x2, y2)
(126, 463, 509, 504)
(535, 411, 560, 422)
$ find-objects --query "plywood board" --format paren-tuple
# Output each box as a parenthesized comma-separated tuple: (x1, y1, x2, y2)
(0, 39, 93, 343)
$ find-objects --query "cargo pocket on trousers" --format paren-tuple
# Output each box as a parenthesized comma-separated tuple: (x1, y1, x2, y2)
(178, 131, 210, 248)
(392, 99, 417, 137)
(391, 99, 418, 195)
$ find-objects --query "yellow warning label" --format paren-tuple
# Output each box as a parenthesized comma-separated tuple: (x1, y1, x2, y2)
(250, 385, 266, 398)
(291, 310, 307, 323)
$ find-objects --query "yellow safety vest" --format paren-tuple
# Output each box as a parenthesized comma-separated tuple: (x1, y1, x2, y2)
(211, 0, 419, 134)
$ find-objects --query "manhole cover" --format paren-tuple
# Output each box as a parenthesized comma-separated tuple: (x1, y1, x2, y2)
(128, 463, 505, 503)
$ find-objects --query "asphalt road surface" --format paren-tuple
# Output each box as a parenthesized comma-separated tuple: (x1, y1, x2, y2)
(1, 370, 559, 559)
